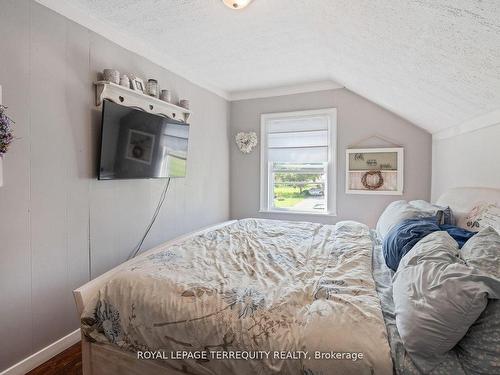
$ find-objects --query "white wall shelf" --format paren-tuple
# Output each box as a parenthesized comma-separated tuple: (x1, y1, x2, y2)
(95, 81, 191, 123)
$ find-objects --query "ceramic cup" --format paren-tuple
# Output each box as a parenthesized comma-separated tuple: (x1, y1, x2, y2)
(159, 89, 172, 103)
(146, 79, 158, 97)
(179, 99, 190, 109)
(103, 69, 120, 84)
(119, 75, 130, 88)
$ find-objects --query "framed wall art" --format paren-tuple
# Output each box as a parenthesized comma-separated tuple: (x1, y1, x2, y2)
(345, 147, 404, 195)
(125, 129, 155, 165)
(131, 77, 145, 93)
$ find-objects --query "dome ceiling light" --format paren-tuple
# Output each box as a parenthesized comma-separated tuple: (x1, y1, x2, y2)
(222, 0, 254, 10)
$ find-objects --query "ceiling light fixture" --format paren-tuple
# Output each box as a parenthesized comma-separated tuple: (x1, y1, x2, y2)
(223, 0, 253, 10)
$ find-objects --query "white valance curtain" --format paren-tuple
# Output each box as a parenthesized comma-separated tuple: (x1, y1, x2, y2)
(266, 115, 330, 163)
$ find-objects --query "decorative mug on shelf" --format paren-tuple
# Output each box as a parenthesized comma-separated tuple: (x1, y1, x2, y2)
(103, 69, 120, 84)
(179, 99, 190, 109)
(160, 89, 171, 103)
(119, 75, 130, 88)
(146, 79, 158, 97)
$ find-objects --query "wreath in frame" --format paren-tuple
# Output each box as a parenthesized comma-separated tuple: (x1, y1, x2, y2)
(361, 170, 384, 190)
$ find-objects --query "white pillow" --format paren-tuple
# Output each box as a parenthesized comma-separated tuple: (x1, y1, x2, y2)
(409, 200, 454, 225)
(376, 200, 430, 239)
(458, 203, 500, 232)
(393, 231, 500, 373)
(479, 205, 500, 232)
(409, 199, 442, 214)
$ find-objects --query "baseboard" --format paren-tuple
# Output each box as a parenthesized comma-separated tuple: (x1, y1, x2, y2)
(0, 329, 80, 375)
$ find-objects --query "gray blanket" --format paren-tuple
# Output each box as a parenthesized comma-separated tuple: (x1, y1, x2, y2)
(371, 231, 466, 375)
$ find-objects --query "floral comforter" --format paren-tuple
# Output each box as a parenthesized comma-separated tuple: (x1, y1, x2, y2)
(81, 219, 393, 374)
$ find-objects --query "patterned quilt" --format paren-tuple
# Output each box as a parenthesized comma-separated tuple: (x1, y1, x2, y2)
(81, 219, 393, 374)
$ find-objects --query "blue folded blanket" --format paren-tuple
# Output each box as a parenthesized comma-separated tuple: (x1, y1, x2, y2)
(439, 224, 476, 248)
(383, 217, 476, 271)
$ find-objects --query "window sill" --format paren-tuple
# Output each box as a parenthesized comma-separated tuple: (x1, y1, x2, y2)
(259, 209, 337, 217)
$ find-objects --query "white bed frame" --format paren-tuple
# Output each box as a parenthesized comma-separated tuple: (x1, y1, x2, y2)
(74, 187, 500, 374)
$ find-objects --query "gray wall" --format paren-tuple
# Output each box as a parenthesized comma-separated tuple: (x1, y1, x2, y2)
(0, 0, 229, 371)
(432, 123, 500, 201)
(230, 89, 432, 227)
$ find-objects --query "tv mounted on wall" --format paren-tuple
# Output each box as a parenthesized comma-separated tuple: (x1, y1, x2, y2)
(98, 99, 190, 180)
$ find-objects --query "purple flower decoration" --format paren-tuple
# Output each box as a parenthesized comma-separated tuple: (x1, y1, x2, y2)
(0, 105, 14, 157)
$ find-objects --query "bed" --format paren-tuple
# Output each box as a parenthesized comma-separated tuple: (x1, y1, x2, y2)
(73, 187, 500, 375)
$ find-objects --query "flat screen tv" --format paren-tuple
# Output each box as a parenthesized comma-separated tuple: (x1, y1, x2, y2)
(98, 99, 190, 180)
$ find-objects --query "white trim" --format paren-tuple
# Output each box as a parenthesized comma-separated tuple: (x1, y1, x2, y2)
(345, 190, 404, 196)
(260, 116, 268, 212)
(34, 0, 228, 100)
(260, 108, 337, 216)
(229, 81, 343, 101)
(433, 109, 500, 140)
(0, 329, 80, 375)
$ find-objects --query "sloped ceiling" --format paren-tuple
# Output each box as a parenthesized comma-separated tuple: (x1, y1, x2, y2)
(37, 0, 500, 133)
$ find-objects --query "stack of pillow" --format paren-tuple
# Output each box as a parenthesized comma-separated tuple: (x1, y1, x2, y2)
(377, 200, 475, 271)
(376, 200, 453, 238)
(376, 200, 500, 373)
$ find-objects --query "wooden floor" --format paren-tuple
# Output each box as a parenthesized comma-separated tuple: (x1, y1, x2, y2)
(27, 342, 82, 375)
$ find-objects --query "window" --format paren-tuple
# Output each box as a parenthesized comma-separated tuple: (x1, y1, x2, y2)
(260, 109, 337, 215)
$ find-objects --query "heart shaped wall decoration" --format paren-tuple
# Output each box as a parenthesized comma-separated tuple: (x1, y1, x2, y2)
(235, 131, 258, 154)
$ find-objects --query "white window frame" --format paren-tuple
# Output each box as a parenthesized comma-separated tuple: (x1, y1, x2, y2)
(259, 108, 337, 216)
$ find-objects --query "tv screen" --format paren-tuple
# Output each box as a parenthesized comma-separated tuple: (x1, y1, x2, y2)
(98, 99, 189, 180)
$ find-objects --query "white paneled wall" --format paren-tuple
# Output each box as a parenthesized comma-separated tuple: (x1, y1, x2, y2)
(432, 123, 500, 201)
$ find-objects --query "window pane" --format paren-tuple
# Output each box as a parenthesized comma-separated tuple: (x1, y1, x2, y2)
(272, 163, 327, 213)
